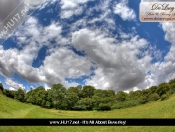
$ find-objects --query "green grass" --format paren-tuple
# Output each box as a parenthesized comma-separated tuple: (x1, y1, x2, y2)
(1, 94, 175, 132)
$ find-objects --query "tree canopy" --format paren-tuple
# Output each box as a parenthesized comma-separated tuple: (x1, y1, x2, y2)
(2, 78, 175, 111)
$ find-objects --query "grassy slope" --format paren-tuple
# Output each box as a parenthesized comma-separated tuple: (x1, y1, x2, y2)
(1, 94, 175, 132)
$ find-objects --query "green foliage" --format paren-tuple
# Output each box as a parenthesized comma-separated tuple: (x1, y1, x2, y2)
(148, 93, 160, 101)
(97, 103, 111, 111)
(14, 88, 25, 102)
(49, 84, 67, 109)
(139, 96, 148, 104)
(161, 94, 168, 101)
(64, 91, 79, 109)
(3, 89, 16, 98)
(157, 83, 171, 98)
(24, 86, 47, 107)
(169, 79, 175, 84)
(82, 85, 95, 98)
(0, 83, 4, 94)
(73, 98, 93, 110)
(68, 86, 82, 99)
(92, 89, 114, 110)
(115, 91, 127, 102)
(2, 78, 175, 111)
(127, 90, 142, 101)
(169, 79, 175, 94)
(149, 86, 157, 93)
(141, 89, 152, 98)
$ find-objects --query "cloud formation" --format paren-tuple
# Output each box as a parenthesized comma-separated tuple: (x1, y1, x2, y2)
(0, 0, 175, 92)
(5, 78, 24, 91)
(72, 28, 149, 91)
(113, 0, 136, 21)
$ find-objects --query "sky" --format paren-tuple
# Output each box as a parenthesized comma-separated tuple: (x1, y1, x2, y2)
(0, 0, 175, 92)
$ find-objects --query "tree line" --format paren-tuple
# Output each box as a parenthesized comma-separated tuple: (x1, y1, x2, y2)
(0, 78, 175, 111)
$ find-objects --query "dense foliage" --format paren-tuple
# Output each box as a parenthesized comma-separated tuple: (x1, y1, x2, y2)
(2, 78, 175, 111)
(0, 83, 4, 94)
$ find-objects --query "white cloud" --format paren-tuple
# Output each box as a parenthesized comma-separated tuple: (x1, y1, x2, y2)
(40, 47, 92, 87)
(149, 23, 175, 85)
(60, 0, 93, 18)
(0, 16, 93, 88)
(113, 0, 136, 21)
(61, 0, 91, 10)
(161, 23, 175, 45)
(2, 0, 175, 93)
(0, 16, 68, 85)
(134, 22, 175, 89)
(61, 6, 84, 19)
(5, 78, 24, 90)
(72, 28, 150, 91)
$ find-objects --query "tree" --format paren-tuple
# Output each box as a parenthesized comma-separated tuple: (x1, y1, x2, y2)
(148, 93, 160, 101)
(64, 91, 79, 109)
(157, 82, 171, 100)
(73, 98, 93, 110)
(49, 84, 67, 109)
(3, 89, 16, 98)
(149, 86, 157, 93)
(82, 85, 95, 98)
(0, 83, 4, 94)
(92, 89, 114, 110)
(14, 88, 25, 102)
(169, 79, 175, 94)
(142, 89, 152, 98)
(68, 85, 82, 99)
(24, 86, 47, 106)
(115, 91, 127, 102)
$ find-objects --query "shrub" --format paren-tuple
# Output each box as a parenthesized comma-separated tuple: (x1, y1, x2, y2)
(139, 96, 148, 104)
(97, 103, 111, 111)
(148, 93, 160, 101)
(161, 94, 168, 101)
(73, 98, 93, 110)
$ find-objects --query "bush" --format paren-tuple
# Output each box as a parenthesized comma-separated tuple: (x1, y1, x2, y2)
(148, 93, 160, 101)
(161, 94, 168, 101)
(72, 105, 87, 110)
(157, 83, 170, 97)
(72, 98, 93, 110)
(139, 96, 148, 104)
(97, 103, 111, 111)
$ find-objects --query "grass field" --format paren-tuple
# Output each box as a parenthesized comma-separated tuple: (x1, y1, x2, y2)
(1, 94, 175, 132)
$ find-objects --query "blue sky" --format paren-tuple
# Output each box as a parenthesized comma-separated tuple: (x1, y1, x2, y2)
(0, 0, 175, 92)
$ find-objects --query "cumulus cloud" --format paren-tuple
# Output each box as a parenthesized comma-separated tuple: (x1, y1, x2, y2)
(0, 16, 92, 89)
(60, 0, 93, 18)
(40, 47, 92, 87)
(150, 23, 175, 85)
(13, 17, 67, 48)
(1, 0, 175, 93)
(72, 28, 150, 91)
(113, 0, 136, 21)
(136, 22, 175, 89)
(5, 78, 24, 90)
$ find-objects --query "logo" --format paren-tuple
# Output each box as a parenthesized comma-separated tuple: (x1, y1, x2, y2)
(140, 2, 175, 22)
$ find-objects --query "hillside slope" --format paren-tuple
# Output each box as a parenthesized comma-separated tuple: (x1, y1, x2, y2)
(1, 94, 175, 132)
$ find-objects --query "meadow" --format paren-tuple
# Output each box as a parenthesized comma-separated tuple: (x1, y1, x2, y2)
(1, 94, 175, 132)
